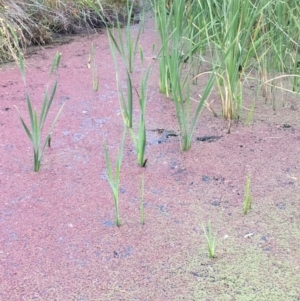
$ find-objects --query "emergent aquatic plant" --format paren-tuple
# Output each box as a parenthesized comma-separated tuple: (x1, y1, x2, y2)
(15, 52, 65, 172)
(202, 221, 216, 258)
(243, 174, 252, 215)
(108, 28, 133, 128)
(107, 0, 142, 73)
(104, 127, 126, 227)
(129, 61, 150, 166)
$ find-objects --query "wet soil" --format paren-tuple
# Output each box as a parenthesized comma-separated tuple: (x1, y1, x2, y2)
(1, 15, 300, 301)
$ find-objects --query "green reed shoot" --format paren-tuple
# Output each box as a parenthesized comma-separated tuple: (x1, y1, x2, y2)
(153, 0, 173, 95)
(174, 71, 215, 151)
(129, 62, 150, 166)
(243, 174, 252, 215)
(107, 0, 142, 73)
(108, 33, 133, 128)
(104, 127, 126, 227)
(119, 70, 133, 128)
(15, 52, 65, 172)
(202, 221, 216, 259)
(89, 43, 99, 91)
(154, 0, 209, 98)
(140, 173, 145, 225)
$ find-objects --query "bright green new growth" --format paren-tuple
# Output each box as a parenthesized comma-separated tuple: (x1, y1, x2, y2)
(202, 221, 216, 259)
(243, 174, 252, 215)
(104, 127, 126, 227)
(15, 52, 65, 172)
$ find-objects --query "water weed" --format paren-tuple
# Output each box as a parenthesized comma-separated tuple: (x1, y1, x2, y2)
(15, 52, 65, 172)
(104, 127, 127, 227)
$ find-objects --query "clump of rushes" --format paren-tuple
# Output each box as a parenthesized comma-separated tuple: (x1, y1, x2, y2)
(104, 128, 126, 227)
(14, 52, 65, 172)
(153, 0, 214, 151)
(243, 174, 252, 215)
(88, 43, 99, 91)
(205, 0, 266, 128)
(153, 0, 208, 97)
(202, 221, 216, 259)
(154, 0, 186, 97)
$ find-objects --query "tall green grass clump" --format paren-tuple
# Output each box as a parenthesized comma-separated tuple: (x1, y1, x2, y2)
(153, 0, 209, 96)
(153, 0, 214, 150)
(15, 52, 65, 172)
(154, 0, 187, 97)
(204, 0, 267, 125)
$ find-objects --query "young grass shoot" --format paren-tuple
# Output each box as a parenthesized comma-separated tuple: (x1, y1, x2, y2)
(104, 127, 127, 227)
(129, 62, 150, 167)
(243, 174, 252, 215)
(15, 52, 65, 172)
(202, 221, 216, 259)
(107, 0, 142, 73)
